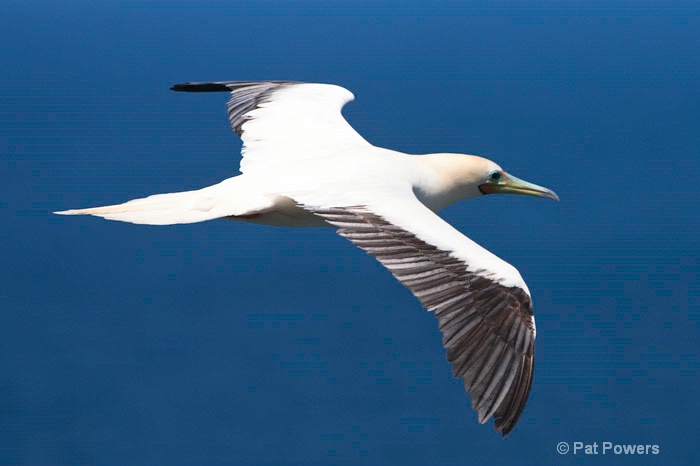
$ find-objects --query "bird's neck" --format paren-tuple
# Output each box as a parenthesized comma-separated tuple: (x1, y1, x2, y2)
(411, 153, 485, 212)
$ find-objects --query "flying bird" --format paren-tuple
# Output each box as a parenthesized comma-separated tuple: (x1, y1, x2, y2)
(56, 81, 558, 436)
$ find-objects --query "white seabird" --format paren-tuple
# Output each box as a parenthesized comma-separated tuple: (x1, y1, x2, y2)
(56, 81, 558, 436)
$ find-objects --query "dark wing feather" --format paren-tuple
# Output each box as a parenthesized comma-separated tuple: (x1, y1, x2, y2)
(171, 81, 298, 135)
(311, 206, 535, 437)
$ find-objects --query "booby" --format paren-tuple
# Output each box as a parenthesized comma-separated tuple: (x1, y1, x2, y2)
(55, 81, 558, 436)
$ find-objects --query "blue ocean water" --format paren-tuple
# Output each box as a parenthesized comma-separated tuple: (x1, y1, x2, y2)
(1, 1, 698, 465)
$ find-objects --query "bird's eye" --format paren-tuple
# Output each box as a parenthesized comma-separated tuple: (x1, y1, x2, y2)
(489, 171, 502, 182)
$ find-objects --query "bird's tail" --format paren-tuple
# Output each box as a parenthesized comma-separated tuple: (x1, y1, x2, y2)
(54, 178, 274, 225)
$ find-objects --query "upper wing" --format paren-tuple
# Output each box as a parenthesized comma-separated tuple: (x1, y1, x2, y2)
(307, 200, 536, 437)
(171, 81, 371, 174)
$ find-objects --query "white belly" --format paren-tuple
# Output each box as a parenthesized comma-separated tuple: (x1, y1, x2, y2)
(228, 195, 329, 227)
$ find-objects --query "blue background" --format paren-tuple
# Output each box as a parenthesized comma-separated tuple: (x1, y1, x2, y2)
(1, 1, 698, 465)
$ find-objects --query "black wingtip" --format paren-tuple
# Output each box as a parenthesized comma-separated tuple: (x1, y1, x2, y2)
(170, 82, 233, 92)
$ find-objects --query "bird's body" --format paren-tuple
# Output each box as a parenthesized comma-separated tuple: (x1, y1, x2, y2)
(56, 81, 558, 436)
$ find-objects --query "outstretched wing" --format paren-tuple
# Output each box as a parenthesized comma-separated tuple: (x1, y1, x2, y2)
(307, 200, 536, 437)
(171, 81, 371, 174)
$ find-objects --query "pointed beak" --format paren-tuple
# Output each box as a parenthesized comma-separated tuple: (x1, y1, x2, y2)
(479, 173, 559, 201)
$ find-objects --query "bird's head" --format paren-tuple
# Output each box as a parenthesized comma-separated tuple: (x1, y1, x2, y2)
(419, 153, 559, 210)
(476, 159, 559, 201)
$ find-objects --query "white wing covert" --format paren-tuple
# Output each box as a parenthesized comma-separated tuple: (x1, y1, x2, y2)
(171, 81, 371, 174)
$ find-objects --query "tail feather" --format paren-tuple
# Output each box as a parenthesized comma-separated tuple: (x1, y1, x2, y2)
(54, 178, 273, 225)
